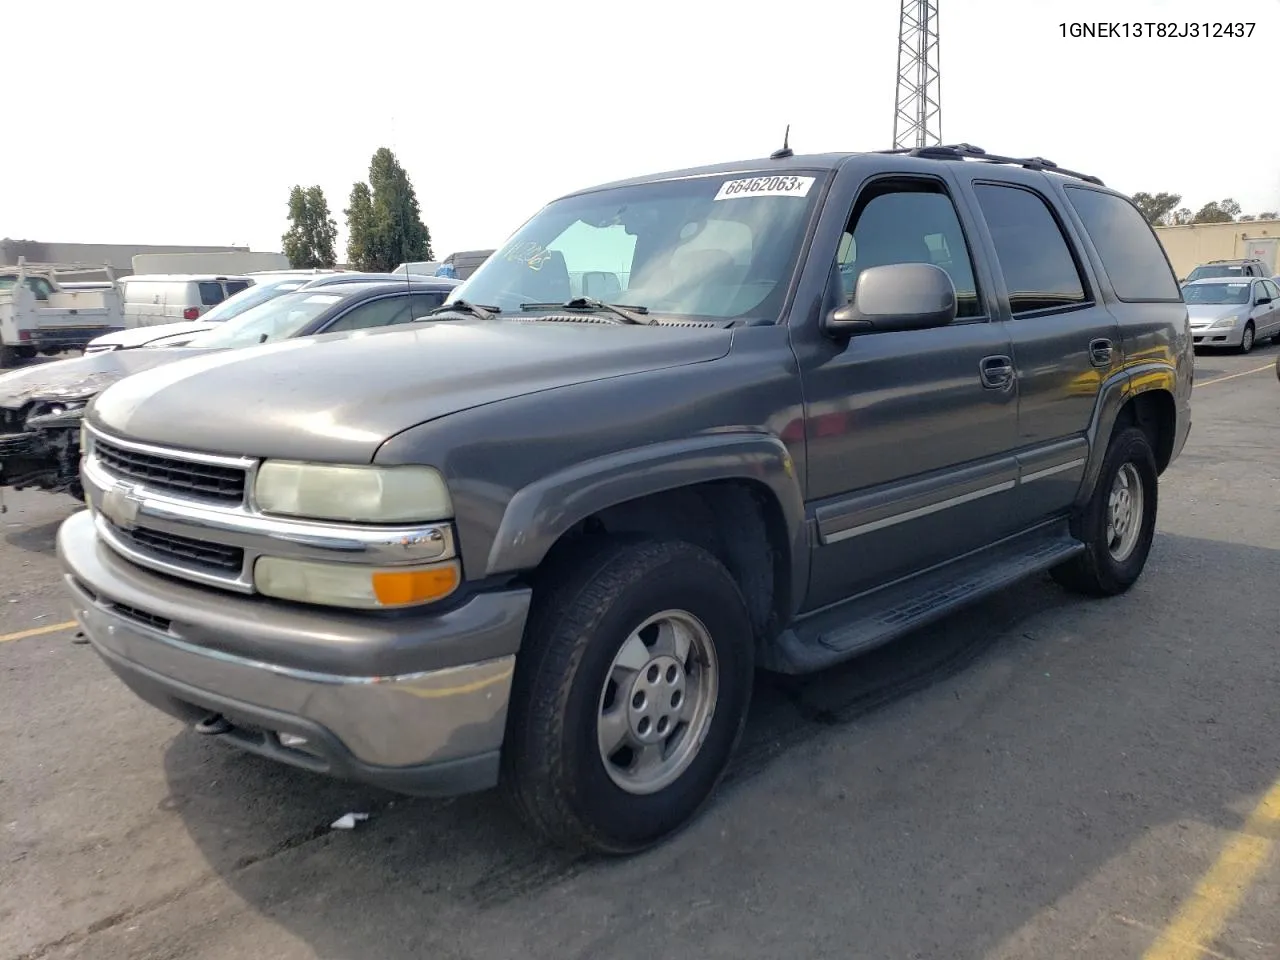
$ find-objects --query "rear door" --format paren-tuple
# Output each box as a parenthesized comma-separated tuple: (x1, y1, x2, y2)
(956, 171, 1122, 527)
(193, 281, 226, 321)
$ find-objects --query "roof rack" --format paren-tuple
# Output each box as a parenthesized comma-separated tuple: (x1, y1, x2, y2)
(875, 143, 1105, 186)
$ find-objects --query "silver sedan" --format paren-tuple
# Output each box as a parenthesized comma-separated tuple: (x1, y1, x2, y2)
(1184, 277, 1280, 353)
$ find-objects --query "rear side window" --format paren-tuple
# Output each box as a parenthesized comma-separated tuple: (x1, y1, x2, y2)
(973, 183, 1088, 315)
(224, 280, 250, 296)
(1065, 187, 1180, 301)
(25, 278, 54, 300)
(198, 281, 225, 306)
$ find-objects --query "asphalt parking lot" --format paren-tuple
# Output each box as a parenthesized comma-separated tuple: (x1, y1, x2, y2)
(2, 347, 1278, 960)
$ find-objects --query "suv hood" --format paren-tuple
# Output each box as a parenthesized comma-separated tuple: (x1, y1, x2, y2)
(1187, 303, 1244, 326)
(91, 319, 734, 461)
(88, 321, 217, 351)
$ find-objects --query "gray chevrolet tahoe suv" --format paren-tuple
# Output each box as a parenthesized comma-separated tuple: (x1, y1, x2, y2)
(57, 143, 1192, 855)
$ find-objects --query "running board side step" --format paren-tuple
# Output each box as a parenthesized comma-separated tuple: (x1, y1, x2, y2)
(764, 521, 1084, 675)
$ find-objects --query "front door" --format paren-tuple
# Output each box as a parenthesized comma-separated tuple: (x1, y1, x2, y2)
(1251, 278, 1280, 341)
(960, 175, 1123, 527)
(794, 174, 1021, 611)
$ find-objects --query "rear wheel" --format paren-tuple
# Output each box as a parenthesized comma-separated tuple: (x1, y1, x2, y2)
(1051, 426, 1158, 597)
(502, 537, 755, 855)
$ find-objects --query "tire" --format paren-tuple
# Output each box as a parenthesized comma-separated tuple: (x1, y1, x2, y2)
(1051, 426, 1158, 597)
(502, 537, 755, 855)
(1240, 321, 1255, 354)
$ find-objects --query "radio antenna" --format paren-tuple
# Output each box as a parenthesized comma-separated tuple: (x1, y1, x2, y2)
(770, 124, 793, 160)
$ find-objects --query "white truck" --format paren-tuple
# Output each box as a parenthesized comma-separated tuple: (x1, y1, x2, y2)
(0, 258, 124, 368)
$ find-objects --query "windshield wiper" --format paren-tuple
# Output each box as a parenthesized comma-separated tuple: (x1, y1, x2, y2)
(429, 300, 501, 321)
(520, 297, 654, 325)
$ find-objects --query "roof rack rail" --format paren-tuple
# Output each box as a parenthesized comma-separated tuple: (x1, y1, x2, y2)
(874, 143, 1105, 186)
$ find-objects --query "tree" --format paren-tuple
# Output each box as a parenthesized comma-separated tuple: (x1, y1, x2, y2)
(344, 183, 376, 270)
(1131, 191, 1182, 225)
(281, 185, 338, 268)
(343, 147, 433, 272)
(1192, 198, 1241, 224)
(1170, 208, 1194, 226)
(1259, 211, 1278, 220)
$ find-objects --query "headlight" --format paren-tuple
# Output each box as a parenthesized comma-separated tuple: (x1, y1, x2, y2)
(1211, 315, 1238, 328)
(254, 461, 452, 523)
(254, 556, 460, 608)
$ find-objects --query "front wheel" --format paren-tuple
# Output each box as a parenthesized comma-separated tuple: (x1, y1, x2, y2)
(502, 538, 755, 855)
(1240, 321, 1255, 353)
(1051, 426, 1158, 597)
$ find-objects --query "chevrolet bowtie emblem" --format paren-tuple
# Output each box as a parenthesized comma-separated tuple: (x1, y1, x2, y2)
(101, 483, 143, 529)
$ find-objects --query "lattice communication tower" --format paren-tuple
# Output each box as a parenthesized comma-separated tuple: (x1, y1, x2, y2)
(892, 0, 942, 150)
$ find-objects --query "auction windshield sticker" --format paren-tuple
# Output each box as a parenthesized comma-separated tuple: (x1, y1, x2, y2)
(502, 240, 555, 271)
(714, 175, 815, 201)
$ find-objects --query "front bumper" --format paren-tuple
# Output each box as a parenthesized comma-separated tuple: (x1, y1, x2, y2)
(1190, 326, 1241, 347)
(29, 326, 122, 350)
(57, 509, 532, 796)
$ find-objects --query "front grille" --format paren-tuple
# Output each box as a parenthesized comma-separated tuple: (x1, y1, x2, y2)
(95, 439, 246, 503)
(0, 432, 36, 456)
(110, 521, 245, 575)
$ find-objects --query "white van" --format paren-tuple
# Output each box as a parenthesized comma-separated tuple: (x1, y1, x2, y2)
(118, 274, 253, 328)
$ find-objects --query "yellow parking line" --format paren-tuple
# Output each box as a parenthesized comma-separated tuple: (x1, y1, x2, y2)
(1195, 363, 1274, 388)
(0, 620, 78, 644)
(1142, 776, 1280, 960)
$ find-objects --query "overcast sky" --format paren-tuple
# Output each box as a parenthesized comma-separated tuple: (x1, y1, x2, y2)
(7, 0, 1280, 258)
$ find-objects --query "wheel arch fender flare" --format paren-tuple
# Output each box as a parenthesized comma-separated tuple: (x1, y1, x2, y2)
(484, 433, 808, 598)
(1076, 361, 1175, 508)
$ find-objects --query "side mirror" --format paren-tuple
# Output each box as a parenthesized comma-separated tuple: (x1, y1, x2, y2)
(1258, 296, 1272, 306)
(825, 262, 957, 336)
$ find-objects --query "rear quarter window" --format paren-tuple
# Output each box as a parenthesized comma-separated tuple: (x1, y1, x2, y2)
(198, 281, 225, 306)
(1065, 187, 1181, 301)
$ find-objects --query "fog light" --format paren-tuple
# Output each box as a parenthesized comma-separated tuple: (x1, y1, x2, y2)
(253, 556, 461, 609)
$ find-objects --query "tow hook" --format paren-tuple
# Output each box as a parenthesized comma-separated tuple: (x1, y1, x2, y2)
(194, 713, 232, 735)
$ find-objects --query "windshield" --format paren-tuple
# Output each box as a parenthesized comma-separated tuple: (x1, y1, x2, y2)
(181, 290, 345, 348)
(1183, 281, 1252, 304)
(448, 171, 826, 321)
(1187, 264, 1247, 281)
(196, 278, 307, 323)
